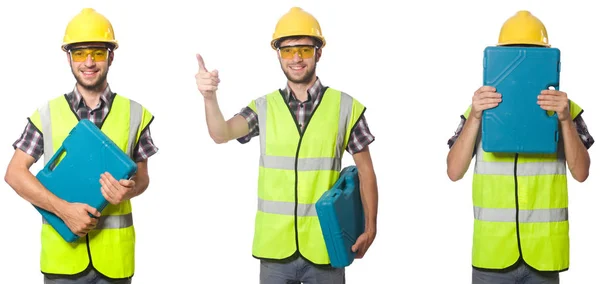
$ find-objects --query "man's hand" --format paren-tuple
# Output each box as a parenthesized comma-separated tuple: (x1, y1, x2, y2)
(195, 54, 220, 100)
(471, 86, 502, 119)
(351, 230, 376, 259)
(57, 202, 101, 237)
(99, 172, 136, 205)
(537, 89, 570, 121)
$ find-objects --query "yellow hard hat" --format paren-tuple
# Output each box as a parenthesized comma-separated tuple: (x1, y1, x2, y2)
(271, 7, 326, 50)
(61, 8, 118, 51)
(497, 10, 550, 47)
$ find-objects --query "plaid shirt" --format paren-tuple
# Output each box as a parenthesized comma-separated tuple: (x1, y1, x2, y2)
(236, 78, 375, 154)
(13, 85, 158, 163)
(447, 112, 595, 149)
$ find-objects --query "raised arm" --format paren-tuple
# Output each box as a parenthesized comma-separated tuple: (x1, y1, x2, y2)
(195, 54, 249, 143)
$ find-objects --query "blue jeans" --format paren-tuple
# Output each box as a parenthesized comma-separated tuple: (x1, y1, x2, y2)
(260, 257, 345, 284)
(43, 269, 132, 284)
(472, 263, 559, 284)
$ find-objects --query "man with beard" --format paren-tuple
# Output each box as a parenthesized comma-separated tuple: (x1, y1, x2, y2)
(4, 8, 158, 284)
(195, 7, 378, 284)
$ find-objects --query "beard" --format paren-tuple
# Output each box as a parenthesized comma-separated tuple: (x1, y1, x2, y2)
(71, 67, 109, 92)
(281, 63, 317, 84)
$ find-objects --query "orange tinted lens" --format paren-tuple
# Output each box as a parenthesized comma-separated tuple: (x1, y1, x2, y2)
(279, 46, 315, 59)
(71, 48, 108, 62)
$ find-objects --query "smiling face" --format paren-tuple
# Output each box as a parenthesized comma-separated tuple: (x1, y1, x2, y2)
(277, 37, 321, 85)
(66, 42, 114, 92)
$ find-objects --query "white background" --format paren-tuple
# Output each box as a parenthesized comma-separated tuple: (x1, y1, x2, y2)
(0, 0, 598, 283)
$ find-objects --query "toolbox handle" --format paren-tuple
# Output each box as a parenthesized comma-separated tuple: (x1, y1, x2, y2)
(545, 86, 559, 118)
(46, 145, 67, 172)
(338, 166, 359, 198)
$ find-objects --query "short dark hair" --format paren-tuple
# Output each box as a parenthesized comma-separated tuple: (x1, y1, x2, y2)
(274, 36, 323, 49)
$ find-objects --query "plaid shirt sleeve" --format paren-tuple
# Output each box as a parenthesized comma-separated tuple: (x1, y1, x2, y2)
(575, 115, 594, 149)
(447, 116, 467, 149)
(12, 120, 44, 162)
(236, 106, 259, 144)
(133, 126, 159, 162)
(446, 115, 595, 149)
(346, 115, 375, 155)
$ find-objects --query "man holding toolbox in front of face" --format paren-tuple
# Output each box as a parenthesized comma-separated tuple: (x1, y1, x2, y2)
(4, 8, 158, 284)
(446, 10, 593, 284)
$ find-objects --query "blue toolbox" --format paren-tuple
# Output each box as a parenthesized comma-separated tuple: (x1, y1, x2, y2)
(316, 165, 364, 268)
(482, 46, 561, 154)
(35, 119, 138, 242)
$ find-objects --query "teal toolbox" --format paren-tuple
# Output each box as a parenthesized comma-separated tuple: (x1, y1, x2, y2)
(316, 165, 364, 268)
(482, 46, 561, 154)
(35, 119, 138, 242)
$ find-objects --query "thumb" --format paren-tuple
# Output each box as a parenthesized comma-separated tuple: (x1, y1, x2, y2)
(352, 234, 366, 252)
(119, 179, 134, 187)
(196, 54, 208, 72)
(86, 205, 101, 217)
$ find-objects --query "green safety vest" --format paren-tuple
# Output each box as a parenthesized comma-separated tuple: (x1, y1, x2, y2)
(29, 93, 153, 279)
(465, 100, 583, 271)
(248, 87, 365, 265)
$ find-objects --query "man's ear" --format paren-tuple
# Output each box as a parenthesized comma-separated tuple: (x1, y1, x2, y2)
(316, 48, 322, 62)
(66, 52, 71, 64)
(108, 52, 114, 66)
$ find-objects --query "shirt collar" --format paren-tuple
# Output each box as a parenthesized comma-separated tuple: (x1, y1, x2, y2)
(70, 84, 113, 109)
(283, 77, 324, 103)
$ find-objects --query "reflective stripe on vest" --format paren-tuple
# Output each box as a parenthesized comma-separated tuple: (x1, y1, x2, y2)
(37, 100, 142, 230)
(473, 207, 568, 223)
(42, 213, 134, 228)
(255, 92, 353, 214)
(257, 199, 317, 217)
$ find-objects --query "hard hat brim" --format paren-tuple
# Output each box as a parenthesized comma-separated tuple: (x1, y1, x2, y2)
(61, 40, 119, 51)
(497, 41, 550, 47)
(270, 35, 326, 50)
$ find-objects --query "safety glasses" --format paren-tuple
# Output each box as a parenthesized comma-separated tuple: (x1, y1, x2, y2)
(69, 48, 110, 62)
(278, 45, 317, 59)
